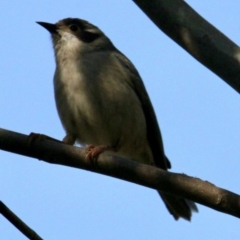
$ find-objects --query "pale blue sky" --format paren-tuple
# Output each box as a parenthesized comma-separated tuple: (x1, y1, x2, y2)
(0, 1, 240, 239)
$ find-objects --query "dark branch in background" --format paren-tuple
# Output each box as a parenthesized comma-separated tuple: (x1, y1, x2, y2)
(1, 128, 240, 218)
(0, 201, 43, 240)
(133, 0, 240, 93)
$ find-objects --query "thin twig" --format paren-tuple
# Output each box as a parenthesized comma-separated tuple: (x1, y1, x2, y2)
(0, 201, 43, 240)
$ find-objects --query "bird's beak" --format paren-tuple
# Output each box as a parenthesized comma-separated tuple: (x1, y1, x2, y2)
(36, 21, 58, 33)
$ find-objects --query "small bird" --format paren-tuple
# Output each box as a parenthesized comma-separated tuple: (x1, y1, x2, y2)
(37, 18, 197, 220)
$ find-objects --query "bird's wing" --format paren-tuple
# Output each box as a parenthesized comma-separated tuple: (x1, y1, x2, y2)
(114, 50, 171, 169)
(113, 50, 198, 221)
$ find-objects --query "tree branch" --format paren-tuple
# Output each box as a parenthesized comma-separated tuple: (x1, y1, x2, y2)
(133, 0, 240, 93)
(0, 201, 43, 240)
(0, 127, 240, 218)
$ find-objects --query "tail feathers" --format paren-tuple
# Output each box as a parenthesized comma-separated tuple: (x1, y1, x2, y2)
(158, 191, 198, 221)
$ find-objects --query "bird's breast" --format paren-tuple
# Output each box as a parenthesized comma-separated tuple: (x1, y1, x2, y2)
(54, 54, 152, 163)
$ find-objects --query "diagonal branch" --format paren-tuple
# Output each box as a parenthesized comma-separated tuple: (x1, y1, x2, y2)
(0, 201, 43, 240)
(0, 127, 240, 218)
(133, 0, 240, 93)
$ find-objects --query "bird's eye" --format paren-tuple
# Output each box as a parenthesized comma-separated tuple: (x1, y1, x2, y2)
(69, 25, 78, 31)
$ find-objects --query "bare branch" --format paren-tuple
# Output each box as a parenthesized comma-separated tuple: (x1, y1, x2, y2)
(133, 0, 240, 93)
(0, 201, 43, 240)
(0, 127, 240, 218)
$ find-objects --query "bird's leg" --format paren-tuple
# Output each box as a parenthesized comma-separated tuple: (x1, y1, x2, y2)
(62, 134, 76, 145)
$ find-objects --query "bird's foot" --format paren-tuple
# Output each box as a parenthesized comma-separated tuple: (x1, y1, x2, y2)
(85, 145, 115, 160)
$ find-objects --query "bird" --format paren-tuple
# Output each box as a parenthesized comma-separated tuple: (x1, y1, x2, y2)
(37, 18, 197, 220)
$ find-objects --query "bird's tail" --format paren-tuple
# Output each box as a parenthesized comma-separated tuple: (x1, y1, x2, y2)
(158, 191, 198, 221)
